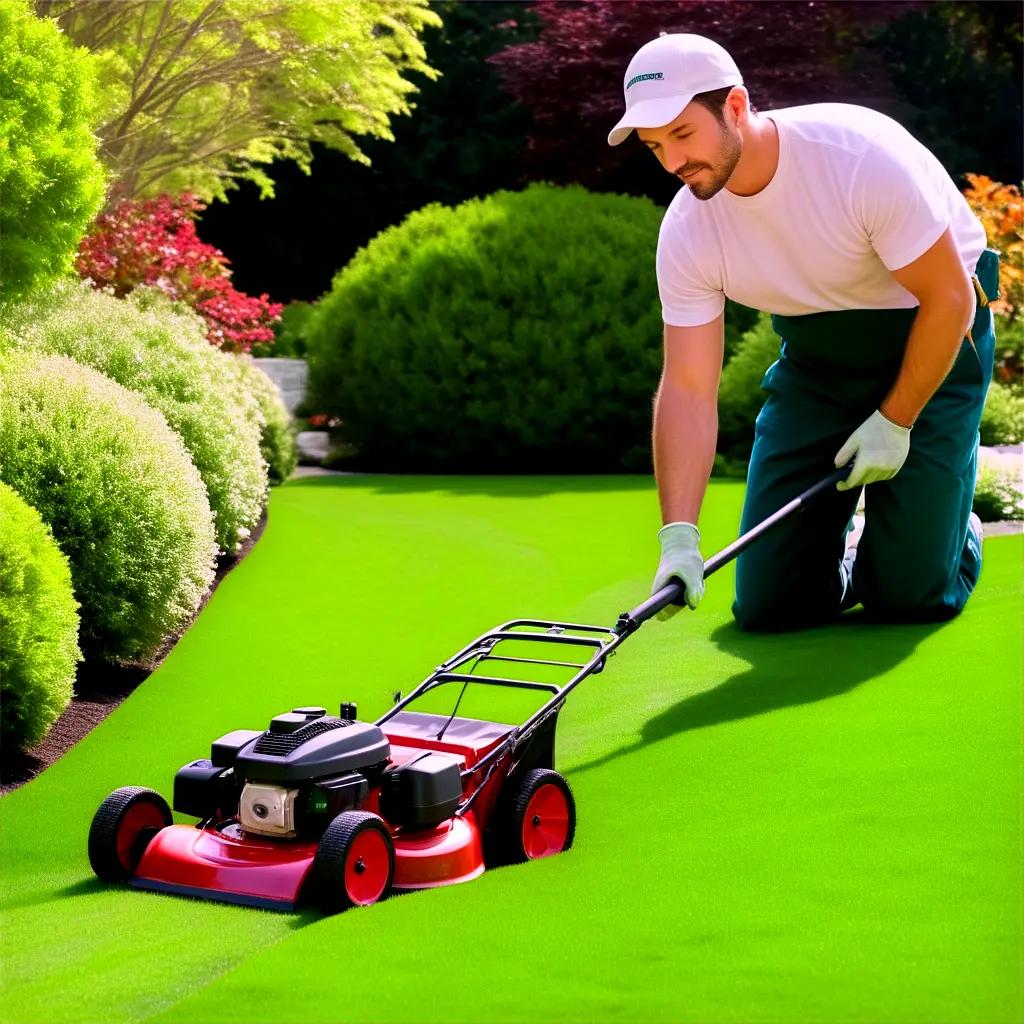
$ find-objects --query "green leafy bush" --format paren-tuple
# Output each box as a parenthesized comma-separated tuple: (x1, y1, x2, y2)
(0, 481, 81, 750)
(251, 301, 314, 358)
(307, 183, 755, 472)
(716, 312, 781, 465)
(0, 350, 217, 663)
(232, 358, 298, 484)
(0, 279, 268, 552)
(973, 464, 1024, 522)
(980, 381, 1024, 445)
(0, 0, 106, 303)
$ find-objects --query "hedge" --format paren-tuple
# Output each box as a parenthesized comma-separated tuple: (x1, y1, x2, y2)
(307, 183, 756, 472)
(0, 279, 268, 552)
(0, 350, 217, 663)
(0, 481, 81, 750)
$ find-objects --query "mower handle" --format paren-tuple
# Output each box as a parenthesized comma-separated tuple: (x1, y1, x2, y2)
(616, 465, 850, 635)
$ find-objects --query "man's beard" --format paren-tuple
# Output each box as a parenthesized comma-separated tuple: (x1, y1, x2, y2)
(682, 123, 742, 201)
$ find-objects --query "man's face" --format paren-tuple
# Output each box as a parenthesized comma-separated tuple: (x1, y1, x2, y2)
(636, 98, 742, 201)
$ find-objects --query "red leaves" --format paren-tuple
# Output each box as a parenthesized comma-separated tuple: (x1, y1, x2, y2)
(76, 193, 283, 353)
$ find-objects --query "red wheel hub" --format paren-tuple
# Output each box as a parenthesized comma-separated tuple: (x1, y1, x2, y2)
(344, 829, 391, 906)
(116, 802, 168, 871)
(521, 784, 570, 859)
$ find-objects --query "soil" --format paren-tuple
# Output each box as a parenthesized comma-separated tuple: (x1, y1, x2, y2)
(0, 508, 269, 796)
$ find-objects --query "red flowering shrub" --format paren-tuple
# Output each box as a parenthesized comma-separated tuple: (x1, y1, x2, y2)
(76, 193, 283, 353)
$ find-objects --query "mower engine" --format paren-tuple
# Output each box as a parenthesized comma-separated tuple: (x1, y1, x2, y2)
(173, 705, 394, 839)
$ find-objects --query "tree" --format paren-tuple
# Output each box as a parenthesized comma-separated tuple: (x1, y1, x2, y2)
(486, 0, 949, 194)
(196, 0, 541, 302)
(0, 0, 106, 303)
(34, 0, 442, 207)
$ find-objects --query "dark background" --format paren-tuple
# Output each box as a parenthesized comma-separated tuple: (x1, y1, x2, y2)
(197, 0, 1024, 306)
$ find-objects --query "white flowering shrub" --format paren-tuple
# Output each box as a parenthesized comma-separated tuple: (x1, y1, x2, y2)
(0, 279, 268, 552)
(0, 350, 218, 663)
(0, 481, 81, 750)
(232, 357, 298, 484)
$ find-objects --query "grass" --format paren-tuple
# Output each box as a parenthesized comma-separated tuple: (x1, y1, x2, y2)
(1, 475, 1020, 1024)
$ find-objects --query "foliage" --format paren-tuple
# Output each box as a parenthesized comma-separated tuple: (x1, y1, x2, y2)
(992, 313, 1023, 385)
(0, 349, 217, 664)
(716, 313, 781, 464)
(232, 357, 298, 484)
(487, 0, 929, 192)
(0, 0, 106, 303)
(980, 382, 1024, 447)
(251, 301, 315, 358)
(0, 279, 268, 552)
(195, 0, 541, 304)
(866, 2, 1022, 189)
(973, 464, 1024, 522)
(307, 184, 669, 472)
(75, 193, 283, 353)
(35, 0, 442, 205)
(963, 175, 1023, 327)
(0, 481, 81, 751)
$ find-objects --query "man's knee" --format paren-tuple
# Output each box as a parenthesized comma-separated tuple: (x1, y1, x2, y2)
(732, 572, 843, 633)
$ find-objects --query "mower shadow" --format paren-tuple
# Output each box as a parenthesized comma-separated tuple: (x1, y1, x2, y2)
(568, 611, 942, 777)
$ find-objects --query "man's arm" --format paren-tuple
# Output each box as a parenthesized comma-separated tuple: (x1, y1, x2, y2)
(879, 227, 976, 427)
(652, 313, 725, 525)
(834, 226, 976, 489)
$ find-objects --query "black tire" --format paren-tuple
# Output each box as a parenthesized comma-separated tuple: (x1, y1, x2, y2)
(88, 786, 172, 882)
(305, 811, 394, 914)
(493, 768, 576, 866)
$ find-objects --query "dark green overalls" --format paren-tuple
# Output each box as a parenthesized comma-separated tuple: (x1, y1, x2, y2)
(732, 248, 1001, 631)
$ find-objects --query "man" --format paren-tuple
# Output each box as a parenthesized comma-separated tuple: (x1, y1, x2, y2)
(607, 33, 999, 631)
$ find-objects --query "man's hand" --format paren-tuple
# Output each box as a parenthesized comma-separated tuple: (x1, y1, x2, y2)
(834, 409, 911, 491)
(652, 522, 705, 619)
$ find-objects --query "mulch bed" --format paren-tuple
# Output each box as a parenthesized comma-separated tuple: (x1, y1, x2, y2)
(0, 508, 269, 796)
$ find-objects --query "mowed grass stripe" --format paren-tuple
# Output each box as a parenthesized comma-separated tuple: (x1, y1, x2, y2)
(1, 476, 1019, 1024)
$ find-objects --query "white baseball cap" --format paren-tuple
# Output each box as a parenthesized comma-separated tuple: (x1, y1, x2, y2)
(608, 34, 743, 146)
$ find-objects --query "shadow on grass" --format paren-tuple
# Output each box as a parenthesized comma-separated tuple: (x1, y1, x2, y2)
(569, 611, 942, 777)
(283, 472, 707, 500)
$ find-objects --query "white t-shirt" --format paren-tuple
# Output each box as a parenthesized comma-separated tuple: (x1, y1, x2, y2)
(656, 103, 988, 327)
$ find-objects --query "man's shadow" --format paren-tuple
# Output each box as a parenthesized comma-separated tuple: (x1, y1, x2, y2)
(569, 611, 943, 777)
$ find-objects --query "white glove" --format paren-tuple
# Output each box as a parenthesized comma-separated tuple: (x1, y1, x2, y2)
(652, 522, 705, 620)
(834, 409, 911, 491)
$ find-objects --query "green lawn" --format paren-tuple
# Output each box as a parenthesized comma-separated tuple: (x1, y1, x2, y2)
(1, 476, 1020, 1024)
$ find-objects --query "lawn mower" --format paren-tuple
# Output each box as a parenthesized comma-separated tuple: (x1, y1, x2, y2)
(87, 469, 845, 913)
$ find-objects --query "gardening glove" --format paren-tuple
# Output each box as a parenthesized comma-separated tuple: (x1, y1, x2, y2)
(652, 522, 705, 620)
(834, 409, 911, 491)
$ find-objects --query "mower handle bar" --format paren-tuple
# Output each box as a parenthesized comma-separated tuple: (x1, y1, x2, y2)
(377, 466, 849, 794)
(615, 466, 849, 635)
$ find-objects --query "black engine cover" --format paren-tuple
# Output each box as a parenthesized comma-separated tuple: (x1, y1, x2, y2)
(235, 715, 390, 783)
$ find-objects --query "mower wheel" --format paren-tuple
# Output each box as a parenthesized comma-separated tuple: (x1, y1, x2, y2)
(496, 768, 576, 865)
(306, 811, 394, 914)
(88, 786, 172, 882)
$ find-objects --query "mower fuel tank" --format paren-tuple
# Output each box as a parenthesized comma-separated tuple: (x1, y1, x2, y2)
(211, 729, 263, 768)
(235, 715, 390, 784)
(381, 751, 462, 829)
(174, 759, 236, 819)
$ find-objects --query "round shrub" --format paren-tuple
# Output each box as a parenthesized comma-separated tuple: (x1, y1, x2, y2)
(232, 357, 298, 484)
(307, 183, 754, 472)
(0, 278, 268, 553)
(973, 464, 1024, 521)
(0, 350, 217, 663)
(252, 300, 314, 358)
(0, 481, 81, 751)
(0, 0, 106, 303)
(716, 312, 781, 464)
(980, 380, 1024, 446)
